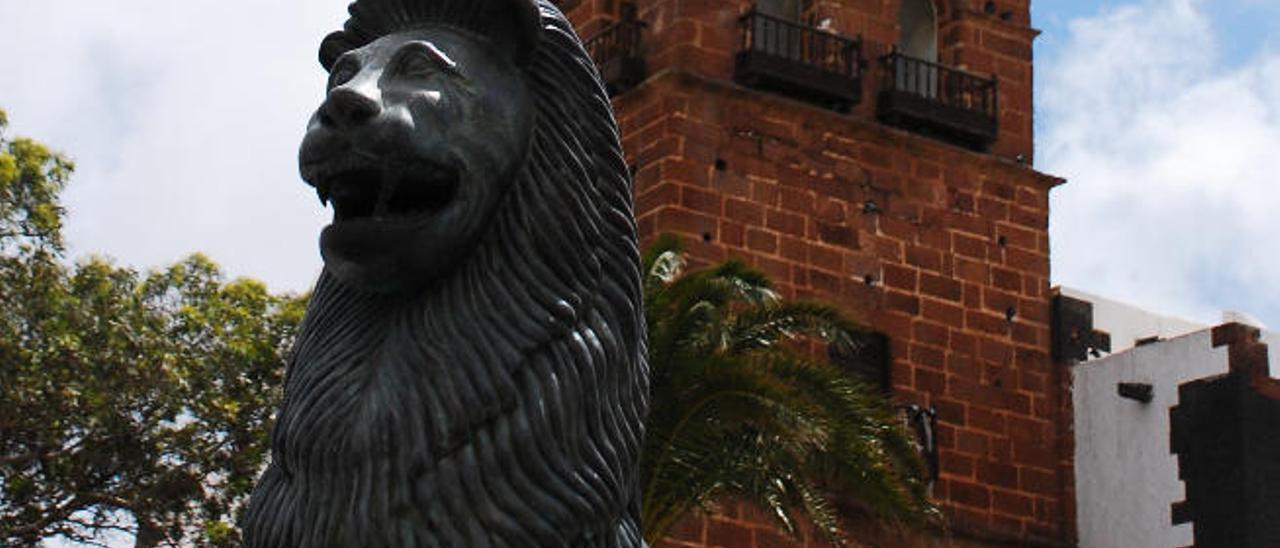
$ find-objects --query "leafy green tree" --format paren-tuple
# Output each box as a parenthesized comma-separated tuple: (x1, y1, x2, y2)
(640, 234, 938, 545)
(0, 107, 70, 256)
(0, 105, 929, 545)
(0, 108, 306, 547)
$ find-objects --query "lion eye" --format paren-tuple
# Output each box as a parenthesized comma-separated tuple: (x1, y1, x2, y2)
(396, 52, 438, 79)
(328, 59, 359, 90)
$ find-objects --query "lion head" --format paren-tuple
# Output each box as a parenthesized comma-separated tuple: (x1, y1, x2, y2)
(242, 1, 648, 546)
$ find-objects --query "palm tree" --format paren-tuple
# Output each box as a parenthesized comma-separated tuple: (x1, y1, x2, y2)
(639, 234, 938, 545)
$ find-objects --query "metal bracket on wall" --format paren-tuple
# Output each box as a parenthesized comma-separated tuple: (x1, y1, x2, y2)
(901, 405, 939, 485)
(1117, 382, 1154, 403)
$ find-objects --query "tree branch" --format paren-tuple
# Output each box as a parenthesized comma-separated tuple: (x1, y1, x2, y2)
(0, 438, 84, 466)
(5, 491, 136, 542)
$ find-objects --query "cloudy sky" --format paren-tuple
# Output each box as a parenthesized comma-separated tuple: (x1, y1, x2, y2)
(1035, 0, 1280, 327)
(1, 0, 1277, 329)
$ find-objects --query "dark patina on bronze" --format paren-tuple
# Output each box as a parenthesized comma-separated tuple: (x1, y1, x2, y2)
(243, 1, 647, 545)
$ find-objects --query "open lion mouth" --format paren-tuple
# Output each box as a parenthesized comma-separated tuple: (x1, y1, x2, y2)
(314, 163, 459, 223)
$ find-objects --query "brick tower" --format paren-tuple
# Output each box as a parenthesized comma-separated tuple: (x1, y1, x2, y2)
(560, 0, 1068, 545)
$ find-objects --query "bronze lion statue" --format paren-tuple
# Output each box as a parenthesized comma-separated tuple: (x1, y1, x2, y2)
(242, 0, 648, 545)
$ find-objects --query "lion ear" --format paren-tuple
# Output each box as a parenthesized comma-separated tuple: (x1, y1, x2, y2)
(319, 31, 356, 72)
(316, 0, 543, 70)
(506, 0, 543, 62)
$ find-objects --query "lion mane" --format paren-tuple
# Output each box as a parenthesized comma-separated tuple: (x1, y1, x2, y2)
(242, 2, 648, 546)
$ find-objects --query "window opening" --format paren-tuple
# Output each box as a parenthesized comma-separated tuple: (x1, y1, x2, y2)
(897, 0, 938, 97)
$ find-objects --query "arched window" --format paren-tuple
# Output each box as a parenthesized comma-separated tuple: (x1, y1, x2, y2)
(899, 0, 937, 62)
(895, 0, 938, 97)
(757, 0, 802, 20)
(751, 0, 805, 60)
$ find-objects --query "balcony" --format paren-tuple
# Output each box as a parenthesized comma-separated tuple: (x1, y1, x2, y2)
(734, 8, 863, 112)
(877, 52, 998, 150)
(584, 5, 647, 97)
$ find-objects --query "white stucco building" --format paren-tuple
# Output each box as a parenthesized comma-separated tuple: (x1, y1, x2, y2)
(1060, 287, 1276, 547)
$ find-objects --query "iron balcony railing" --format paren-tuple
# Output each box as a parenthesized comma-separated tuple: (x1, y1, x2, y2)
(734, 7, 863, 111)
(584, 4, 647, 97)
(877, 51, 999, 149)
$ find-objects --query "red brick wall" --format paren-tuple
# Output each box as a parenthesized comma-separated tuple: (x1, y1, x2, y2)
(561, 1, 1070, 545)
(660, 505, 838, 548)
(570, 0, 1037, 162)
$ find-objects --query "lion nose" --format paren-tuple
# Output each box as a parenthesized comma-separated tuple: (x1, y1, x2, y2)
(320, 86, 381, 129)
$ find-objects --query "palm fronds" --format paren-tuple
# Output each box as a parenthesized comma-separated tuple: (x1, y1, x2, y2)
(640, 235, 938, 545)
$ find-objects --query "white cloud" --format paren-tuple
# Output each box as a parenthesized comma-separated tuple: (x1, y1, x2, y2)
(3, 0, 1276, 326)
(0, 1, 350, 293)
(1042, 0, 1280, 327)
